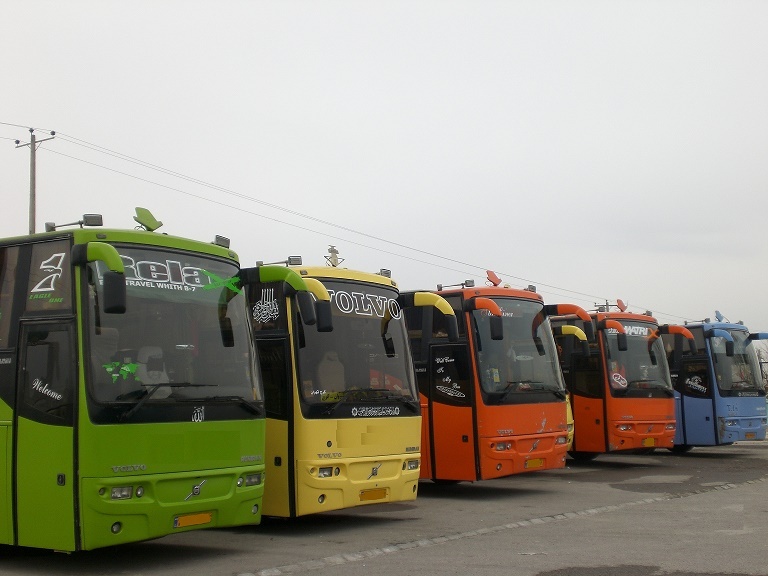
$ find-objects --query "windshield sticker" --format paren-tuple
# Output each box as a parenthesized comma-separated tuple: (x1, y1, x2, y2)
(103, 361, 139, 383)
(685, 376, 706, 394)
(607, 325, 652, 337)
(192, 407, 205, 422)
(326, 289, 401, 319)
(351, 406, 401, 417)
(200, 270, 242, 294)
(252, 287, 280, 323)
(106, 256, 237, 293)
(32, 377, 63, 401)
(32, 252, 65, 293)
(29, 252, 66, 304)
(434, 358, 467, 398)
(611, 372, 628, 388)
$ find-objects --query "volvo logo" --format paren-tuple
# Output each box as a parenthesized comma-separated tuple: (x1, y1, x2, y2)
(184, 479, 206, 501)
(368, 463, 382, 480)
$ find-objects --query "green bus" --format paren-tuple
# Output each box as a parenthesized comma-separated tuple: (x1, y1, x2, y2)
(0, 208, 277, 551)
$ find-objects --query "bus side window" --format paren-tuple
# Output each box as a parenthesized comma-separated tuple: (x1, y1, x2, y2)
(20, 325, 75, 425)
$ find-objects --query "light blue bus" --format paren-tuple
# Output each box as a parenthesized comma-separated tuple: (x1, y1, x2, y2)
(662, 316, 768, 452)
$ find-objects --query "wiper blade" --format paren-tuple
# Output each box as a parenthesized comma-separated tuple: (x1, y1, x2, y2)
(208, 395, 262, 415)
(492, 381, 561, 404)
(372, 391, 420, 413)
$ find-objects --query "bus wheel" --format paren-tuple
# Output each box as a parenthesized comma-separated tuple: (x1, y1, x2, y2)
(432, 479, 461, 485)
(669, 445, 693, 454)
(635, 448, 655, 455)
(568, 451, 598, 462)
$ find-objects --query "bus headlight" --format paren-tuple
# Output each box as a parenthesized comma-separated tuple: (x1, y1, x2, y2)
(665, 423, 676, 430)
(617, 424, 633, 431)
(244, 473, 263, 486)
(555, 436, 567, 445)
(318, 467, 333, 478)
(111, 486, 133, 500)
(724, 420, 738, 427)
(407, 459, 420, 470)
(493, 442, 512, 451)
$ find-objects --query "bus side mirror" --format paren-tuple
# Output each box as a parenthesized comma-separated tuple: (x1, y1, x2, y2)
(102, 271, 127, 314)
(447, 315, 459, 343)
(297, 291, 317, 326)
(490, 316, 503, 341)
(316, 300, 333, 333)
(220, 317, 234, 347)
(617, 333, 628, 351)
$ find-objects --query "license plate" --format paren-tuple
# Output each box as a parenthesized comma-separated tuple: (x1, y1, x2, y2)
(745, 433, 756, 440)
(524, 458, 544, 469)
(359, 488, 387, 502)
(642, 438, 656, 447)
(174, 512, 212, 529)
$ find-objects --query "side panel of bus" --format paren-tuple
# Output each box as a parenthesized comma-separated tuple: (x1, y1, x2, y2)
(15, 322, 77, 550)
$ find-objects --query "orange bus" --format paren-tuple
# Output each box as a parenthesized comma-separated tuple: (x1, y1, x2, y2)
(552, 304, 695, 459)
(403, 273, 590, 482)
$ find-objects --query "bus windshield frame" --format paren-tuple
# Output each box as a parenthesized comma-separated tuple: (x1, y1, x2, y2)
(85, 245, 262, 424)
(472, 297, 565, 406)
(296, 279, 419, 419)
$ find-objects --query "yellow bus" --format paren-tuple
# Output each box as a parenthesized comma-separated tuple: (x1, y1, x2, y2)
(246, 252, 456, 517)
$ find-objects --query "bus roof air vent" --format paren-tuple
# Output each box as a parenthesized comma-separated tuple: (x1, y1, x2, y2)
(133, 207, 163, 232)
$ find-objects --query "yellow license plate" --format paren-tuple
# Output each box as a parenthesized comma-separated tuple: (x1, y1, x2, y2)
(524, 458, 544, 469)
(174, 512, 212, 529)
(745, 433, 756, 440)
(359, 488, 387, 502)
(641, 438, 656, 447)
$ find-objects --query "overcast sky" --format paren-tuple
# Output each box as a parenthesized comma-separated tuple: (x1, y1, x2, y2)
(3, 1, 768, 332)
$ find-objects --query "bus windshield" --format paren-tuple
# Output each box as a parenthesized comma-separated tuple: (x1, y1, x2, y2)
(603, 321, 673, 398)
(710, 330, 765, 395)
(473, 298, 565, 404)
(298, 280, 418, 418)
(86, 247, 260, 412)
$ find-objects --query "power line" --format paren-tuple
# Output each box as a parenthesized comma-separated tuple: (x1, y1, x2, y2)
(10, 125, 696, 322)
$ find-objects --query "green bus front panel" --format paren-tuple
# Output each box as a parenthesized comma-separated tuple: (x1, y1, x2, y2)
(77, 419, 266, 550)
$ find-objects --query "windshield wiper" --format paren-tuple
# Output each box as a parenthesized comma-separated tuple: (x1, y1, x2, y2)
(492, 381, 564, 403)
(371, 391, 420, 413)
(118, 383, 217, 422)
(207, 395, 262, 415)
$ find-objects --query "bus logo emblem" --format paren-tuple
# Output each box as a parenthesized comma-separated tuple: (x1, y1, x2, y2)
(368, 463, 382, 479)
(184, 479, 206, 501)
(32, 252, 65, 293)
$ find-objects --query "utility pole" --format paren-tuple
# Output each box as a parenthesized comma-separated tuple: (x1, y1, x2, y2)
(16, 127, 55, 234)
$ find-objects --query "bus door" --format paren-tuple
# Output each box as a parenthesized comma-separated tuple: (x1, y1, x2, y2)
(569, 347, 607, 453)
(427, 344, 475, 480)
(674, 357, 716, 445)
(14, 322, 77, 550)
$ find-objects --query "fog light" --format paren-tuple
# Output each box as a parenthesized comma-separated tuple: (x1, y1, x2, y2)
(407, 459, 420, 470)
(496, 463, 502, 471)
(111, 486, 133, 500)
(318, 467, 333, 478)
(252, 504, 259, 514)
(111, 522, 122, 534)
(245, 473, 262, 486)
(135, 486, 144, 498)
(318, 494, 326, 504)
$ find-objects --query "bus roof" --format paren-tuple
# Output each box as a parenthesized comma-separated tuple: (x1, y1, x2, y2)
(288, 265, 399, 289)
(0, 227, 239, 262)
